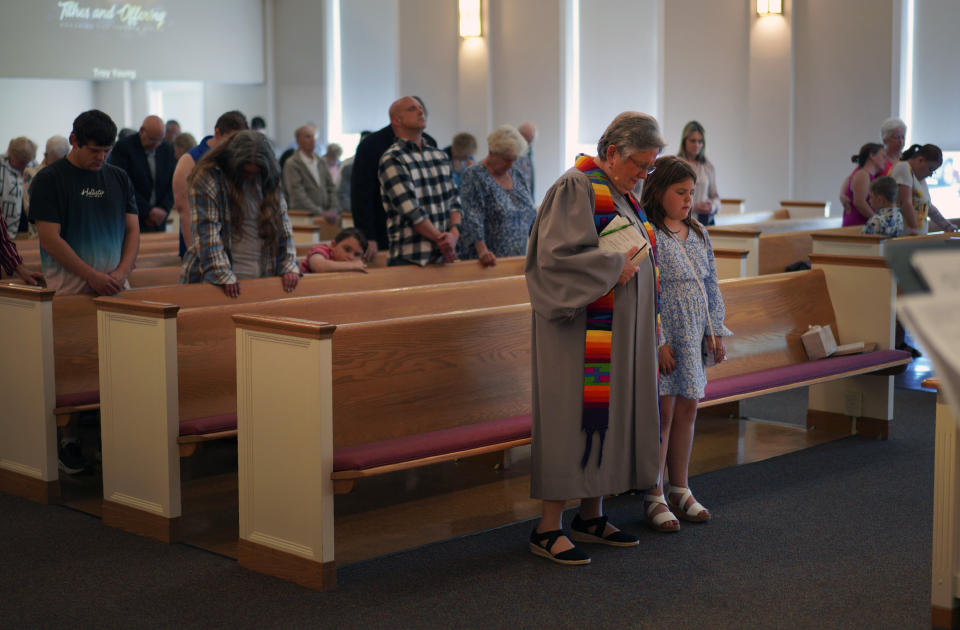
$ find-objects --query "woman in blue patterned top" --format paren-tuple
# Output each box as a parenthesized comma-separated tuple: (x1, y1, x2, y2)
(459, 125, 537, 266)
(640, 156, 731, 531)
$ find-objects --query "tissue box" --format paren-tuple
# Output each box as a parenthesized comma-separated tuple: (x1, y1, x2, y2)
(801, 324, 837, 360)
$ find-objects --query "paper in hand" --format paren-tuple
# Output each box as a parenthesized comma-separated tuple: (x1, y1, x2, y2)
(599, 215, 649, 264)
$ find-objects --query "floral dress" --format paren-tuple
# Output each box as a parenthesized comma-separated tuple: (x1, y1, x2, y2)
(459, 163, 537, 258)
(654, 226, 732, 399)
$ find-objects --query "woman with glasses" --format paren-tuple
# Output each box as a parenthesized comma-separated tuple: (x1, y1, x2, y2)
(459, 125, 536, 266)
(879, 117, 907, 176)
(524, 112, 665, 566)
(677, 121, 720, 225)
(891, 143, 956, 235)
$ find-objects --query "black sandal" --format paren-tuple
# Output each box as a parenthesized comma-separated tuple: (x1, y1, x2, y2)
(570, 514, 639, 547)
(529, 529, 591, 565)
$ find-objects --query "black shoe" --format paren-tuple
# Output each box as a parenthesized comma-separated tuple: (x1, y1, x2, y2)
(570, 514, 639, 547)
(58, 441, 90, 474)
(529, 529, 591, 565)
(896, 343, 922, 358)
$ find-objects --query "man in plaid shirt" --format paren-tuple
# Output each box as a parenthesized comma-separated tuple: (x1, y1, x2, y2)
(378, 96, 462, 266)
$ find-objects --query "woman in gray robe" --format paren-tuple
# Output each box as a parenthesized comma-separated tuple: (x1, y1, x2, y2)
(525, 112, 664, 565)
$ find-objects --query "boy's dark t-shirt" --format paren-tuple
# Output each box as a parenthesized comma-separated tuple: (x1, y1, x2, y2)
(29, 157, 138, 294)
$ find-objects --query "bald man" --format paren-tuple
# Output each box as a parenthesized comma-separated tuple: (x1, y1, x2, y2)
(108, 114, 175, 232)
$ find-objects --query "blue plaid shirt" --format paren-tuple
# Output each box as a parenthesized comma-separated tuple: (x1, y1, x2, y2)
(180, 168, 298, 285)
(378, 138, 461, 266)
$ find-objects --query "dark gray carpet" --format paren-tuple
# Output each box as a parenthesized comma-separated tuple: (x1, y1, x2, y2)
(0, 388, 935, 630)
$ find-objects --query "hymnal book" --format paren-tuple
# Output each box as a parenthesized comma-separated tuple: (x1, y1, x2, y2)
(599, 216, 649, 264)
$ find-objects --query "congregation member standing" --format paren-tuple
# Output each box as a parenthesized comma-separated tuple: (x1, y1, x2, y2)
(515, 121, 537, 202)
(180, 130, 299, 297)
(524, 112, 664, 565)
(108, 115, 175, 233)
(892, 143, 956, 235)
(351, 95, 437, 261)
(23, 135, 70, 220)
(171, 110, 248, 256)
(879, 117, 907, 175)
(1, 136, 37, 239)
(459, 125, 536, 266)
(676, 121, 720, 225)
(838, 143, 885, 227)
(641, 156, 730, 532)
(0, 214, 44, 285)
(282, 125, 339, 224)
(378, 96, 462, 266)
(30, 109, 139, 297)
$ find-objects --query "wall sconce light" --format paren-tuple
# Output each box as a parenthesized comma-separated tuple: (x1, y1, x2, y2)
(756, 0, 782, 15)
(459, 0, 482, 38)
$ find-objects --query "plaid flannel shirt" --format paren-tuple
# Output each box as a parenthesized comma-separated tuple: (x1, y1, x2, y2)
(378, 138, 461, 266)
(180, 168, 298, 285)
(0, 214, 23, 276)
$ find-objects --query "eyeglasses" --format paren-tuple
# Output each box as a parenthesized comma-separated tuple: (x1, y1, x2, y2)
(627, 154, 656, 176)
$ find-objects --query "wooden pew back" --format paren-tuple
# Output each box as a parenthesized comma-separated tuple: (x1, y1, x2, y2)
(706, 269, 837, 381)
(122, 257, 525, 308)
(52, 295, 99, 398)
(330, 304, 531, 447)
(176, 276, 532, 423)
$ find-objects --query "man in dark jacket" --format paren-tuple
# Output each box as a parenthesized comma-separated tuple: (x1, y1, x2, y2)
(108, 115, 175, 232)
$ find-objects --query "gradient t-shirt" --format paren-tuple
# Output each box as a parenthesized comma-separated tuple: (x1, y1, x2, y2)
(29, 157, 138, 294)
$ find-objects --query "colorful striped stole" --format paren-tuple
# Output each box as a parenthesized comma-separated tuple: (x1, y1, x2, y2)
(575, 155, 659, 468)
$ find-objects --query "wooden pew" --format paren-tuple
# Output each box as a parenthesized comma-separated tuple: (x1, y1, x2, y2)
(234, 263, 909, 590)
(811, 230, 955, 258)
(713, 208, 789, 225)
(92, 276, 530, 543)
(719, 198, 745, 215)
(231, 302, 531, 590)
(780, 200, 831, 219)
(713, 248, 749, 280)
(0, 258, 525, 504)
(708, 224, 856, 276)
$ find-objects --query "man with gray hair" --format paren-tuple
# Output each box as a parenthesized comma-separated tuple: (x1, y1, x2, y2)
(0, 136, 38, 239)
(282, 124, 339, 224)
(24, 135, 70, 219)
(515, 121, 537, 202)
(108, 114, 175, 232)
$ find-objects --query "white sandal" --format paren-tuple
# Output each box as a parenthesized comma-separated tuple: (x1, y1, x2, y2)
(642, 493, 680, 532)
(666, 485, 710, 522)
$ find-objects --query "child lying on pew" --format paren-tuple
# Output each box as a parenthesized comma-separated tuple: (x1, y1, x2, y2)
(300, 228, 368, 273)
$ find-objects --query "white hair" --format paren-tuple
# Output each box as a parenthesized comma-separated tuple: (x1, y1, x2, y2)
(880, 117, 906, 142)
(487, 125, 527, 158)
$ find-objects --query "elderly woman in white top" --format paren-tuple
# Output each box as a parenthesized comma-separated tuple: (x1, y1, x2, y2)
(459, 125, 537, 267)
(880, 117, 907, 175)
(677, 121, 720, 225)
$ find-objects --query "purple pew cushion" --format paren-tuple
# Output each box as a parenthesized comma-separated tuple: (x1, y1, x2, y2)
(55, 390, 99, 409)
(702, 349, 912, 402)
(179, 413, 238, 436)
(333, 414, 532, 472)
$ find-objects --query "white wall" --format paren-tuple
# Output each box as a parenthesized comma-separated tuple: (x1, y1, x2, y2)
(0, 79, 94, 153)
(912, 0, 960, 149)
(662, 0, 750, 208)
(272, 0, 327, 149)
(793, 0, 894, 209)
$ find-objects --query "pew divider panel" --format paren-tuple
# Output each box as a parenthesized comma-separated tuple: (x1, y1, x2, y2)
(807, 255, 897, 438)
(96, 297, 182, 543)
(0, 284, 59, 503)
(922, 379, 960, 628)
(234, 315, 337, 591)
(712, 248, 749, 280)
(706, 228, 760, 276)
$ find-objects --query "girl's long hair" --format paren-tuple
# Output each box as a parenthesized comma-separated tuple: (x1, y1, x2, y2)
(189, 130, 285, 255)
(640, 155, 706, 243)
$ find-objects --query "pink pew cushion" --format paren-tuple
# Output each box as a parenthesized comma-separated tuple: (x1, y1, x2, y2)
(702, 349, 911, 403)
(55, 390, 99, 409)
(332, 414, 532, 472)
(179, 413, 238, 436)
